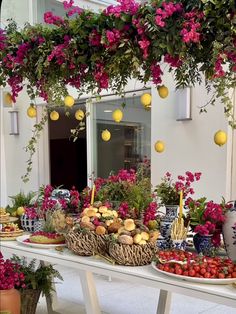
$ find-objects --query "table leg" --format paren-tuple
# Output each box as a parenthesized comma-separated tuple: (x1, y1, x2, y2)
(40, 261, 59, 314)
(79, 270, 102, 314)
(156, 290, 171, 314)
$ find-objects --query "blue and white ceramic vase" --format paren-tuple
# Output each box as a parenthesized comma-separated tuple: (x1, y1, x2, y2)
(193, 233, 213, 256)
(20, 215, 45, 233)
(222, 201, 236, 261)
(171, 239, 187, 251)
(165, 205, 178, 221)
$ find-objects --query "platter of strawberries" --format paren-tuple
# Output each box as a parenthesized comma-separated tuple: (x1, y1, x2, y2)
(152, 250, 236, 284)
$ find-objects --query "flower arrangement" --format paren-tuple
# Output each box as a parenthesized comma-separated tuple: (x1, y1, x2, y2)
(9, 255, 63, 296)
(155, 171, 201, 206)
(6, 191, 36, 217)
(186, 197, 227, 247)
(0, 254, 25, 290)
(81, 165, 158, 226)
(0, 0, 235, 128)
(37, 185, 80, 215)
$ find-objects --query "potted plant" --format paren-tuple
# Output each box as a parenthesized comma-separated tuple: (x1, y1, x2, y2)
(0, 253, 25, 314)
(186, 197, 226, 255)
(10, 255, 63, 314)
(155, 171, 202, 220)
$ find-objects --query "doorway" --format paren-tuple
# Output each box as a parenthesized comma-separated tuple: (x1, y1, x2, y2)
(48, 105, 87, 191)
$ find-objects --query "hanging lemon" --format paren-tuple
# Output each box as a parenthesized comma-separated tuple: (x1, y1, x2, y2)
(154, 140, 165, 153)
(140, 93, 152, 107)
(214, 130, 227, 146)
(64, 95, 75, 107)
(157, 85, 169, 99)
(50, 110, 59, 121)
(101, 129, 111, 141)
(4, 92, 13, 106)
(27, 104, 37, 118)
(112, 109, 123, 122)
(75, 109, 85, 121)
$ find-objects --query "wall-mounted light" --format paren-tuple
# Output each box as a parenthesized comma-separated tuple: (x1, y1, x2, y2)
(9, 110, 19, 135)
(175, 87, 192, 121)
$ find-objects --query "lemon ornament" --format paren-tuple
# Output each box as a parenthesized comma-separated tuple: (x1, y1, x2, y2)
(140, 93, 152, 107)
(4, 92, 13, 106)
(112, 109, 123, 122)
(101, 129, 111, 141)
(27, 104, 37, 118)
(214, 130, 227, 146)
(64, 95, 75, 107)
(50, 110, 59, 121)
(75, 109, 85, 121)
(154, 140, 165, 153)
(157, 85, 169, 99)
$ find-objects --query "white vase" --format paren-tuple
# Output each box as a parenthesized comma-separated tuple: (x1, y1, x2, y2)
(222, 205, 236, 262)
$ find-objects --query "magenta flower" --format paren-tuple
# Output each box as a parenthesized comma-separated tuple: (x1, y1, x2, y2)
(150, 62, 163, 85)
(63, 0, 74, 10)
(164, 54, 182, 68)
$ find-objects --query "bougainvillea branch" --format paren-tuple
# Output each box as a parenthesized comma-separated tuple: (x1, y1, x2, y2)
(0, 0, 235, 125)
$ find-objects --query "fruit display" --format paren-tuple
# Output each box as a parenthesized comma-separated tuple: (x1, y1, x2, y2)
(114, 218, 159, 246)
(65, 205, 119, 256)
(0, 223, 24, 240)
(154, 250, 236, 279)
(0, 207, 10, 223)
(108, 219, 159, 266)
(28, 231, 65, 244)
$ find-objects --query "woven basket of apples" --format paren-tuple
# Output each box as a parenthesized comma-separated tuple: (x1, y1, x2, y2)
(108, 219, 159, 266)
(65, 204, 122, 256)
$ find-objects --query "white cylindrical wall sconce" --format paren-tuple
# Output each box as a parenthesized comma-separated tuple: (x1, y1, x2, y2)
(9, 110, 19, 135)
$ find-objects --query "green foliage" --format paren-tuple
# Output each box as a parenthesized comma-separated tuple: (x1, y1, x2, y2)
(155, 177, 179, 206)
(187, 197, 207, 227)
(6, 191, 36, 214)
(10, 255, 63, 296)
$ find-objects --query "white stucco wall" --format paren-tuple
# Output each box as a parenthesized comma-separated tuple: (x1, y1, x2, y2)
(151, 70, 228, 202)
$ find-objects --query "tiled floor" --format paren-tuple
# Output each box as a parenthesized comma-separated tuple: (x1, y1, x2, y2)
(36, 266, 236, 314)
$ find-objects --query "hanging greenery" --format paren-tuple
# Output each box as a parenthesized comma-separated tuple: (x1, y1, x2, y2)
(0, 0, 235, 125)
(0, 0, 236, 182)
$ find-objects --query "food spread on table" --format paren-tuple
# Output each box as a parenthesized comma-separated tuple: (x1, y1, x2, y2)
(0, 207, 10, 223)
(153, 250, 236, 280)
(0, 222, 24, 240)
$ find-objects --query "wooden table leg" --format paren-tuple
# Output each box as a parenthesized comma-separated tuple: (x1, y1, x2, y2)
(79, 270, 102, 314)
(156, 290, 171, 314)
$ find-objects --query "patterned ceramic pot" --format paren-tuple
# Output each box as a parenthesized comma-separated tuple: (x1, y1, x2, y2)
(160, 218, 173, 239)
(222, 202, 236, 262)
(165, 205, 178, 221)
(193, 233, 213, 256)
(171, 239, 187, 251)
(20, 215, 44, 233)
(156, 236, 168, 250)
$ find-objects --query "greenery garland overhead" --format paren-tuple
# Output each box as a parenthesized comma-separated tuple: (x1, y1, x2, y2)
(0, 0, 236, 127)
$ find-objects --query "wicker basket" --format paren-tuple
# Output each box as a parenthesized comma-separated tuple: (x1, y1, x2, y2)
(20, 289, 41, 314)
(108, 241, 157, 266)
(65, 229, 108, 256)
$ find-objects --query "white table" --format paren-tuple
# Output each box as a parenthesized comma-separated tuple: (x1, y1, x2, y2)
(1, 241, 236, 314)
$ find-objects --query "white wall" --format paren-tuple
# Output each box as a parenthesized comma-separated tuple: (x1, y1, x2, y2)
(151, 70, 228, 202)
